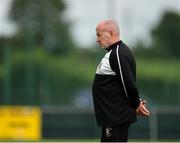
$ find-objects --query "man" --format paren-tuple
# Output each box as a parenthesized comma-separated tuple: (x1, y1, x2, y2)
(92, 20, 150, 142)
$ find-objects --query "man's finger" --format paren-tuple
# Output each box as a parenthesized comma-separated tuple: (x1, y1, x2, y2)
(139, 106, 150, 116)
(140, 106, 150, 114)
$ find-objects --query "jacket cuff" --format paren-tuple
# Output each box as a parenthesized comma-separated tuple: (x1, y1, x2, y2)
(131, 99, 141, 109)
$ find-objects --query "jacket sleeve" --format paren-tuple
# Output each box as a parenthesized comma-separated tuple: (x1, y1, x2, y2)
(110, 48, 140, 109)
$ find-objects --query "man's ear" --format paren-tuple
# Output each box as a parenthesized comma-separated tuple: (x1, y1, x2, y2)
(109, 30, 114, 36)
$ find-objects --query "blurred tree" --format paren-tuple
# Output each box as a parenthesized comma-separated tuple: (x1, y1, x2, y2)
(151, 11, 180, 58)
(133, 11, 180, 106)
(134, 10, 180, 59)
(10, 0, 74, 54)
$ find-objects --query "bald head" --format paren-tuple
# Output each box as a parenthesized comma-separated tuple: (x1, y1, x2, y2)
(96, 20, 120, 37)
(96, 20, 120, 48)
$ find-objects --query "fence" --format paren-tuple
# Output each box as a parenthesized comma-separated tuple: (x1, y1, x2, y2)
(42, 106, 180, 141)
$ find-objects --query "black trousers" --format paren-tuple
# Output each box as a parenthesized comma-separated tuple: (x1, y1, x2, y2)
(101, 124, 130, 142)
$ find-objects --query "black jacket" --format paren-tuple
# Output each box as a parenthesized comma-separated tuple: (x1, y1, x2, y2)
(92, 41, 140, 127)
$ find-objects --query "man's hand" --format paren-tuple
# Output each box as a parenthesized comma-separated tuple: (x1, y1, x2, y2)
(136, 100, 150, 116)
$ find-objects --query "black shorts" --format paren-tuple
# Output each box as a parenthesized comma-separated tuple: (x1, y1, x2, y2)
(101, 124, 130, 142)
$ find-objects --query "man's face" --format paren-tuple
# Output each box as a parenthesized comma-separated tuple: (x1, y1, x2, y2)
(96, 27, 111, 48)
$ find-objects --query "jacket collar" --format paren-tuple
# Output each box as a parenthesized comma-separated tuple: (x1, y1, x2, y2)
(105, 40, 122, 52)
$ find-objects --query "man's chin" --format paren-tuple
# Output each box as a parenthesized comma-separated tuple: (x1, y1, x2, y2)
(97, 43, 106, 49)
(99, 44, 106, 49)
(100, 46, 106, 49)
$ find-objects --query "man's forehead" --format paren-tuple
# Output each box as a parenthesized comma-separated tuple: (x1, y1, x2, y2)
(96, 25, 106, 33)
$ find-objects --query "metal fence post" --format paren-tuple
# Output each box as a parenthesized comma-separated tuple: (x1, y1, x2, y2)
(3, 45, 11, 105)
(149, 106, 158, 141)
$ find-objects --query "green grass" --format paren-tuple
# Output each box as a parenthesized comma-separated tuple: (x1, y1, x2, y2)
(137, 58, 180, 83)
